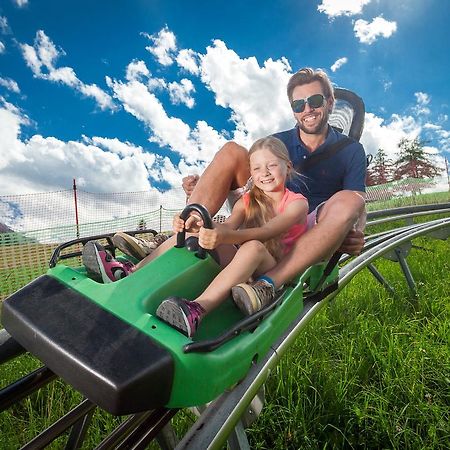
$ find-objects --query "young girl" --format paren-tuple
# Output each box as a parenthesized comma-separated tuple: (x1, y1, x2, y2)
(154, 136, 308, 337)
(83, 136, 308, 337)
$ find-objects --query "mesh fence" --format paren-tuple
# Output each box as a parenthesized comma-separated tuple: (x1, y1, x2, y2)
(0, 177, 448, 302)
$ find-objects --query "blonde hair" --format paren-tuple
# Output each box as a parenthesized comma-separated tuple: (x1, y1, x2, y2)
(245, 136, 293, 261)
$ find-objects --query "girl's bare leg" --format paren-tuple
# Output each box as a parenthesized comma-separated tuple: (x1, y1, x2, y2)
(195, 240, 277, 312)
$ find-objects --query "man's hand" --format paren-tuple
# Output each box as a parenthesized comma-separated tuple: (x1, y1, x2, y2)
(182, 174, 200, 199)
(339, 229, 365, 255)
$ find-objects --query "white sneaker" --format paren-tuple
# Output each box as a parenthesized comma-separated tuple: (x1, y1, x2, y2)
(112, 232, 170, 260)
(231, 279, 275, 316)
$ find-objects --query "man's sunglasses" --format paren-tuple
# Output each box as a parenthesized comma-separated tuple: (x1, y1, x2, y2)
(291, 93, 326, 113)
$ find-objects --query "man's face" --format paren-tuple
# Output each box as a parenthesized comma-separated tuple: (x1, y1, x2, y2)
(291, 81, 333, 135)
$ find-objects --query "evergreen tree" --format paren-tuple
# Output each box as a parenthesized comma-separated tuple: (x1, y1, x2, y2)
(366, 148, 393, 186)
(393, 138, 441, 180)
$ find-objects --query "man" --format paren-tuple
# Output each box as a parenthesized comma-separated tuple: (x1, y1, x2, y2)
(114, 68, 367, 313)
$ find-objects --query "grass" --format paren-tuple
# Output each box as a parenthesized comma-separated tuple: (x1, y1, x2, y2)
(366, 191, 449, 211)
(247, 237, 449, 449)
(0, 197, 449, 448)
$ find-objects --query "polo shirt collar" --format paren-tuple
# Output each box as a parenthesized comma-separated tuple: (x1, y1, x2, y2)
(293, 124, 339, 155)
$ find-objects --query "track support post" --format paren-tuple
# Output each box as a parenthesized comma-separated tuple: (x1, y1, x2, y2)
(227, 420, 251, 450)
(366, 263, 395, 295)
(394, 247, 417, 295)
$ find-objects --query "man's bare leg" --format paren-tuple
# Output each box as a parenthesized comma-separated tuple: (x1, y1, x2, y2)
(187, 142, 250, 216)
(266, 190, 365, 288)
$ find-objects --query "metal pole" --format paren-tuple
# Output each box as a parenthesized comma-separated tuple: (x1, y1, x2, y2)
(394, 247, 417, 295)
(65, 408, 95, 450)
(21, 399, 95, 450)
(446, 157, 449, 192)
(0, 329, 25, 364)
(73, 178, 80, 239)
(366, 263, 395, 295)
(0, 366, 56, 412)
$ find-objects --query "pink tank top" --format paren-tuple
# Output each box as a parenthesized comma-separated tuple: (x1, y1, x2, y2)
(242, 188, 308, 254)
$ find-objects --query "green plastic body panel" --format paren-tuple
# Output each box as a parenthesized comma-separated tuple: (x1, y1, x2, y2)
(39, 247, 334, 408)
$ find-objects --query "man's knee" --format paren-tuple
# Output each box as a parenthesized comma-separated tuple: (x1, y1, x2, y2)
(319, 190, 365, 225)
(213, 142, 249, 185)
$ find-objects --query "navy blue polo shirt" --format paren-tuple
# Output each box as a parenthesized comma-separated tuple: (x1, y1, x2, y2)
(273, 125, 367, 213)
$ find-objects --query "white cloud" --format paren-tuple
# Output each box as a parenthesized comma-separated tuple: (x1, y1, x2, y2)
(20, 30, 115, 110)
(361, 112, 422, 159)
(415, 92, 430, 105)
(143, 26, 177, 66)
(199, 39, 293, 147)
(108, 77, 226, 164)
(0, 41, 5, 53)
(176, 49, 200, 75)
(168, 78, 195, 108)
(79, 83, 116, 110)
(0, 16, 10, 34)
(0, 104, 149, 193)
(424, 123, 450, 153)
(47, 66, 78, 85)
(126, 59, 150, 82)
(354, 16, 397, 44)
(413, 91, 431, 115)
(331, 57, 348, 72)
(0, 76, 20, 93)
(147, 77, 167, 91)
(0, 100, 28, 171)
(318, 0, 371, 18)
(14, 0, 29, 7)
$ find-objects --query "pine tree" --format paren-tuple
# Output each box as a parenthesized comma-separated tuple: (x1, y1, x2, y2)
(366, 148, 394, 186)
(393, 138, 441, 180)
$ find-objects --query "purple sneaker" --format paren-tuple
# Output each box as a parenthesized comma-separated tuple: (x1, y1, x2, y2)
(156, 297, 206, 337)
(82, 241, 134, 283)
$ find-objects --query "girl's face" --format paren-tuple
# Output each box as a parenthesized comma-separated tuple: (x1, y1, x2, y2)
(249, 147, 290, 193)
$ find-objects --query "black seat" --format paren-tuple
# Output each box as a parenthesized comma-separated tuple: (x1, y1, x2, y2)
(330, 88, 365, 142)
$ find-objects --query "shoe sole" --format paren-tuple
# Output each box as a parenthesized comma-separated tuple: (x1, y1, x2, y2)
(112, 232, 148, 260)
(156, 300, 191, 336)
(231, 284, 260, 316)
(82, 242, 113, 283)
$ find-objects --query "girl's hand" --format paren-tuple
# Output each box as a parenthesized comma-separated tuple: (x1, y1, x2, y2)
(198, 226, 221, 249)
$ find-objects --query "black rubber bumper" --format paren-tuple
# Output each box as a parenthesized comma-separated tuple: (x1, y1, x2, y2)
(1, 275, 174, 415)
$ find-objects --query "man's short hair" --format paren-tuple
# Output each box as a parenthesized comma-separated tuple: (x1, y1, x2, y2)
(287, 68, 334, 103)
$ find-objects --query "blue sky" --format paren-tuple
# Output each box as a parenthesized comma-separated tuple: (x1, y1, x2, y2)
(0, 0, 449, 203)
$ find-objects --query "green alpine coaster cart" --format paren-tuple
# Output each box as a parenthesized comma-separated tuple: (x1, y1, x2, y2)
(1, 203, 338, 415)
(1, 87, 365, 417)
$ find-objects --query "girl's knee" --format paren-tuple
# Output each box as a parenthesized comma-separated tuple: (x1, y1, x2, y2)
(240, 239, 266, 253)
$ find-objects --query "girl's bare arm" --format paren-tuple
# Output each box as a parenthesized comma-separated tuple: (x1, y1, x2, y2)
(200, 199, 308, 248)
